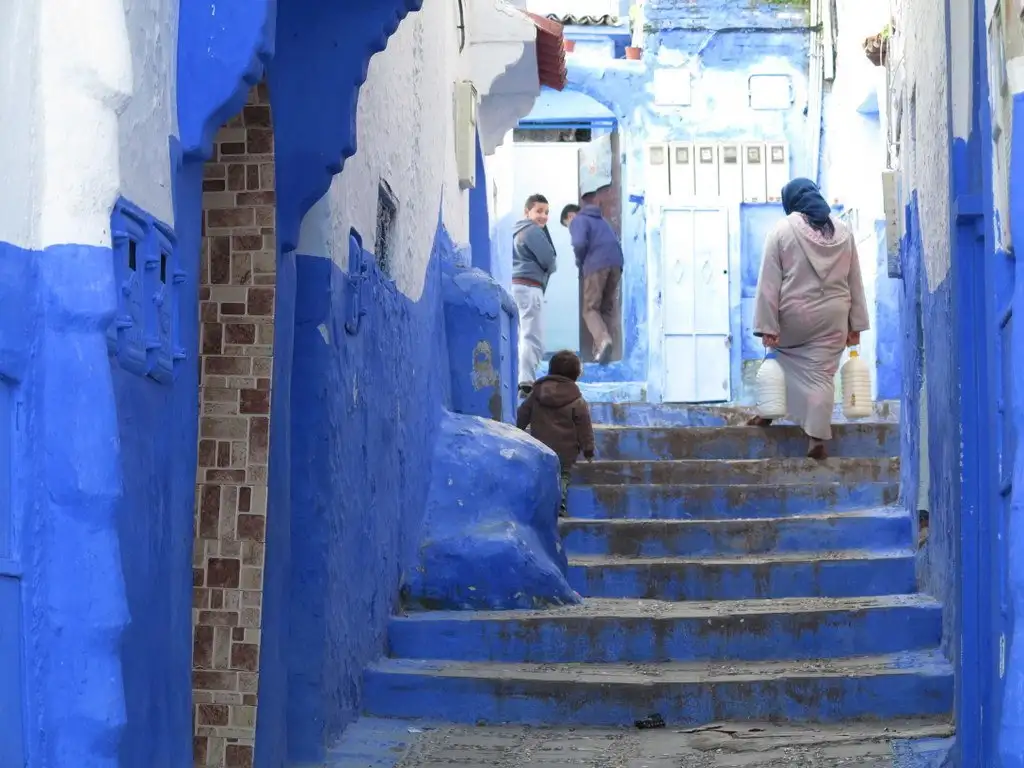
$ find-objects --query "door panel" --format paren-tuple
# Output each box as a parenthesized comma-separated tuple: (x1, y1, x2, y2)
(512, 143, 581, 355)
(661, 207, 731, 402)
(0, 380, 23, 766)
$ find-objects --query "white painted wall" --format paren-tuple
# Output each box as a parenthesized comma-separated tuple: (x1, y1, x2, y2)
(819, 0, 890, 397)
(36, 0, 133, 250)
(298, 0, 470, 300)
(486, 134, 518, 289)
(893, 0, 951, 291)
(117, 0, 179, 226)
(0, 0, 41, 249)
(0, 0, 177, 249)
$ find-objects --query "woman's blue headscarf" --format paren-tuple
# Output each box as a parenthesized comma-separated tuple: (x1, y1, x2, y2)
(781, 177, 834, 237)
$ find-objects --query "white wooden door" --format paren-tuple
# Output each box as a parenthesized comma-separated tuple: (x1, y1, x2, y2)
(512, 143, 580, 355)
(661, 207, 731, 402)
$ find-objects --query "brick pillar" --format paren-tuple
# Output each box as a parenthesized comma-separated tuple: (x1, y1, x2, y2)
(192, 83, 276, 768)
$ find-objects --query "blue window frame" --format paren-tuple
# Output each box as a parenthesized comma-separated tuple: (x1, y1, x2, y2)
(107, 198, 185, 382)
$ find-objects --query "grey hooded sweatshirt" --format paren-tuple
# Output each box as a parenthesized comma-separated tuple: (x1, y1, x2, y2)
(512, 219, 558, 290)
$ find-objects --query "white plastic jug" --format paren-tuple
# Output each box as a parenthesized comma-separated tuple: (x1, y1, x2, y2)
(841, 349, 873, 419)
(755, 355, 787, 419)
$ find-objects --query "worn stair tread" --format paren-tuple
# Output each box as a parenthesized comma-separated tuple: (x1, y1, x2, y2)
(582, 458, 899, 467)
(569, 548, 914, 567)
(561, 507, 906, 527)
(573, 457, 900, 485)
(591, 424, 898, 440)
(368, 648, 952, 683)
(392, 594, 941, 623)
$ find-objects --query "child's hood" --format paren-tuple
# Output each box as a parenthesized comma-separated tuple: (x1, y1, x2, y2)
(532, 375, 583, 409)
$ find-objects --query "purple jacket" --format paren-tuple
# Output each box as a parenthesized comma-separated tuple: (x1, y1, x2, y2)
(568, 205, 624, 277)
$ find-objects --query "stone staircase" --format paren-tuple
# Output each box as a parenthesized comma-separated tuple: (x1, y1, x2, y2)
(362, 405, 953, 728)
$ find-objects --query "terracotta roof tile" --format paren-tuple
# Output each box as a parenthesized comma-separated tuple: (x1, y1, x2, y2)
(526, 11, 567, 91)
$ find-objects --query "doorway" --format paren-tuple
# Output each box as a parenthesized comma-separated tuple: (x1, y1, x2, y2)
(512, 140, 581, 355)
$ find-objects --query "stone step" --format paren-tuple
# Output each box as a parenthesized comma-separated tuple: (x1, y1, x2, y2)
(386, 595, 942, 664)
(362, 650, 953, 726)
(593, 424, 899, 461)
(567, 550, 916, 601)
(573, 458, 900, 486)
(588, 401, 900, 428)
(567, 482, 900, 520)
(559, 508, 912, 557)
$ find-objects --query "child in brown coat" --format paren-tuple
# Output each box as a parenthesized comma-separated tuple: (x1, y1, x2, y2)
(516, 350, 596, 516)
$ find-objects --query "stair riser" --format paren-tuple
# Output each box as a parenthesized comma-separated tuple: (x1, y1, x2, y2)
(560, 515, 912, 557)
(589, 403, 736, 427)
(574, 459, 900, 486)
(568, 558, 916, 600)
(387, 607, 942, 663)
(595, 426, 899, 461)
(567, 483, 900, 520)
(362, 672, 952, 726)
(588, 402, 901, 428)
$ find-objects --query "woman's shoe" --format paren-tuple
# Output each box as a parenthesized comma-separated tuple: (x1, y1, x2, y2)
(807, 440, 827, 460)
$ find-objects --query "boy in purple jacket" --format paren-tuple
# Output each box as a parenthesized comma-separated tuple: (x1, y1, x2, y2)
(561, 201, 624, 364)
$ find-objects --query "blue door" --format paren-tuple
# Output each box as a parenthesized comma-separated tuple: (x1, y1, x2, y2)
(0, 381, 25, 765)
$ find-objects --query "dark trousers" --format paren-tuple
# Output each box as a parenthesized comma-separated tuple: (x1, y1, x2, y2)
(582, 267, 622, 356)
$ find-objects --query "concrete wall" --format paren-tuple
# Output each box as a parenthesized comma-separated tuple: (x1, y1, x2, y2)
(275, 5, 463, 753)
(818, 0, 899, 400)
(889, 0, 956, 656)
(255, 0, 539, 764)
(0, 0, 173, 766)
(118, 0, 179, 225)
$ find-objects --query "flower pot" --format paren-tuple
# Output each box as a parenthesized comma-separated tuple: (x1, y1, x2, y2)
(564, 39, 576, 53)
(625, 46, 642, 60)
(863, 33, 888, 67)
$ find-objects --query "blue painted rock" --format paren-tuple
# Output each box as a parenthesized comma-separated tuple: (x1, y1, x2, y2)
(402, 412, 581, 610)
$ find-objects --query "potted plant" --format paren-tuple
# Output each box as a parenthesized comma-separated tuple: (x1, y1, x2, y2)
(863, 23, 893, 67)
(564, 38, 576, 53)
(626, 0, 645, 59)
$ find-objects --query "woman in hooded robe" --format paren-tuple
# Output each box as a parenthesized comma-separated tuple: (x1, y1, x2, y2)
(750, 178, 870, 459)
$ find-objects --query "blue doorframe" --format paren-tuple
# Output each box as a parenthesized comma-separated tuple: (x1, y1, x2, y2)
(954, 0, 1009, 764)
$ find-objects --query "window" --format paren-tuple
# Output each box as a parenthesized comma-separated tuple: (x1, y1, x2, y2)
(108, 197, 183, 383)
(512, 127, 593, 143)
(375, 180, 398, 277)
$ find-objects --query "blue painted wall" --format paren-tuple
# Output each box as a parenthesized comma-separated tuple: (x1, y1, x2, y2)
(110, 191, 198, 768)
(279, 231, 449, 763)
(545, 0, 813, 401)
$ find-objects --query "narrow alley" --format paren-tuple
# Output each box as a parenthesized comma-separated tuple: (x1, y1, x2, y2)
(0, 0, 1020, 766)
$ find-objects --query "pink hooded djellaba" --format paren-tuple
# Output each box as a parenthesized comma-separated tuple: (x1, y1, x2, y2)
(753, 212, 870, 440)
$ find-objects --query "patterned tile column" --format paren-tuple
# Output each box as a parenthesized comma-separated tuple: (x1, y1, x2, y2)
(192, 82, 276, 768)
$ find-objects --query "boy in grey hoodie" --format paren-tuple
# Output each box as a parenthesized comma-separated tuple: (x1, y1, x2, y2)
(512, 194, 559, 396)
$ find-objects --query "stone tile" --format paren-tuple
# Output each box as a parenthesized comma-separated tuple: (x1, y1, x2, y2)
(194, 82, 275, 761)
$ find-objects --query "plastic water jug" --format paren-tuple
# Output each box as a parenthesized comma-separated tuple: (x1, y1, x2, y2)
(755, 354, 787, 419)
(841, 349, 873, 419)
